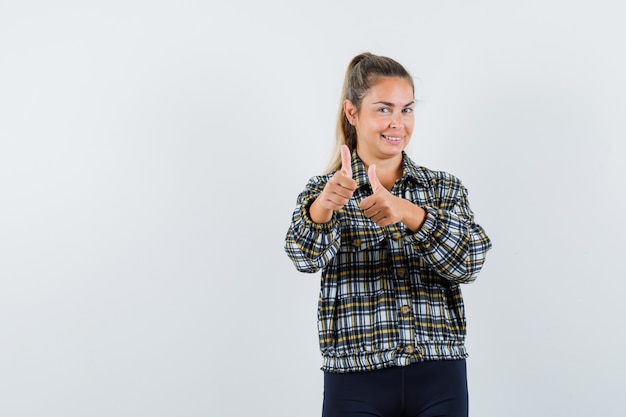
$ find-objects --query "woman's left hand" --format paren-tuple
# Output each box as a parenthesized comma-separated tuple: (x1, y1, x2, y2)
(359, 165, 426, 231)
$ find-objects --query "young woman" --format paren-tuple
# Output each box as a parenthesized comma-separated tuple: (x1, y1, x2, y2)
(284, 52, 492, 417)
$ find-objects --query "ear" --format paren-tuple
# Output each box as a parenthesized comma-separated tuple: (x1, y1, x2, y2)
(343, 99, 358, 125)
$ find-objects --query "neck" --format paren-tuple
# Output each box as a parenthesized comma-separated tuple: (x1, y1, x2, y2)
(358, 152, 403, 190)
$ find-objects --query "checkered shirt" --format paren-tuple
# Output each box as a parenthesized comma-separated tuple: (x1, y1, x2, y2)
(284, 151, 492, 373)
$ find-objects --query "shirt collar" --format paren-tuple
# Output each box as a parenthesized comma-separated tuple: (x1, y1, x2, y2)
(350, 150, 429, 190)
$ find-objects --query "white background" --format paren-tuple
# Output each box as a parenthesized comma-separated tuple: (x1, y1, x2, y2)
(1, 1, 625, 416)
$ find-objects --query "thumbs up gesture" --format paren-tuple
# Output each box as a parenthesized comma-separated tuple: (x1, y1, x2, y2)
(359, 164, 406, 228)
(309, 145, 357, 224)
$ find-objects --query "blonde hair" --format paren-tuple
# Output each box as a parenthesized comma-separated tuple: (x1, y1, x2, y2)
(324, 52, 415, 173)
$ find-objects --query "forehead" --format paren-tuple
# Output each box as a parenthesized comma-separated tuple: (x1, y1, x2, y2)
(364, 77, 414, 103)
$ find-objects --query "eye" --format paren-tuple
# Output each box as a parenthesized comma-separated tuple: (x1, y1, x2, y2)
(402, 107, 414, 114)
(378, 107, 390, 113)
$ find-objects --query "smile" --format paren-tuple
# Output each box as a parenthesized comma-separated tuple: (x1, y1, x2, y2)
(382, 135, 402, 142)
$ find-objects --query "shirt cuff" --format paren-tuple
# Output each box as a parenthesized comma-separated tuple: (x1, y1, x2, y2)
(299, 200, 338, 233)
(406, 207, 438, 244)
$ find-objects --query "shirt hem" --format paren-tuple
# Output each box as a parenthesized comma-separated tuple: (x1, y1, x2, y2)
(320, 343, 468, 373)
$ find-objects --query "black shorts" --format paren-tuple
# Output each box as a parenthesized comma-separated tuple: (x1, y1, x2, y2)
(322, 359, 468, 417)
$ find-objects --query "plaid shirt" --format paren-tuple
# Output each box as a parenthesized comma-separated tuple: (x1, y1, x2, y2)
(284, 151, 492, 373)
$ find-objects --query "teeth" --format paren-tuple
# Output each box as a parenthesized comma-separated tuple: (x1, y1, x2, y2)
(384, 135, 402, 141)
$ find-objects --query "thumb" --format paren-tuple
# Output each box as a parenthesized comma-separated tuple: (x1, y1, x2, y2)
(368, 164, 383, 192)
(340, 145, 352, 177)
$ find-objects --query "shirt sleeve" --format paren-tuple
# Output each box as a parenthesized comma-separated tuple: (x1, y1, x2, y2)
(405, 173, 492, 284)
(284, 176, 342, 273)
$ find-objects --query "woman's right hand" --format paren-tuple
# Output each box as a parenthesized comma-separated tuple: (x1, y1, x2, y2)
(309, 145, 357, 224)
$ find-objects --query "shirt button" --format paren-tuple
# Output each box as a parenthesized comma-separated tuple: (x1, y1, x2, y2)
(391, 232, 402, 240)
(352, 239, 361, 248)
(404, 345, 416, 354)
(397, 268, 406, 278)
(400, 305, 411, 315)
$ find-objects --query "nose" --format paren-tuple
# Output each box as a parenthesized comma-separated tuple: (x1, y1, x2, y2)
(389, 111, 403, 128)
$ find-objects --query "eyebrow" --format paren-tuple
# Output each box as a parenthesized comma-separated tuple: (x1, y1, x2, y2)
(372, 101, 415, 107)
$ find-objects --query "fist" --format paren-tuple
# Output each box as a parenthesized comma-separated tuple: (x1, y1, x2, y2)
(359, 164, 403, 228)
(316, 145, 357, 211)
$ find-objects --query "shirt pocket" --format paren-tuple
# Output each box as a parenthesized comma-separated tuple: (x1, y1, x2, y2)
(336, 220, 386, 298)
(411, 279, 467, 342)
(440, 284, 467, 338)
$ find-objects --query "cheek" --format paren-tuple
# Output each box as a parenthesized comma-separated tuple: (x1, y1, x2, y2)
(372, 119, 389, 132)
(360, 121, 384, 137)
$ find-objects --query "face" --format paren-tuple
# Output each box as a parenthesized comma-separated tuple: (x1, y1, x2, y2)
(345, 76, 415, 164)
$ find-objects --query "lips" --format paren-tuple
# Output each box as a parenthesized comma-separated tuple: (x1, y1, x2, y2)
(382, 134, 402, 142)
